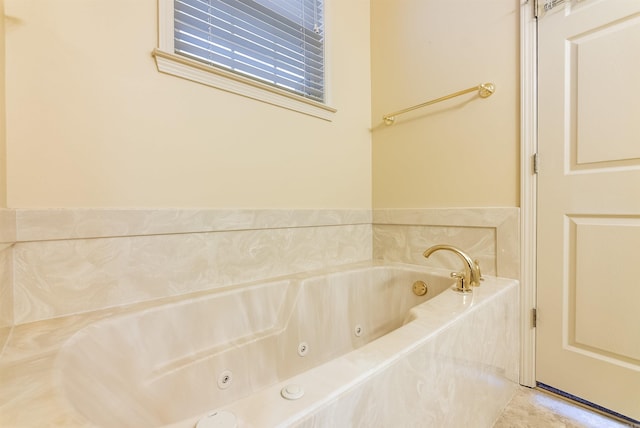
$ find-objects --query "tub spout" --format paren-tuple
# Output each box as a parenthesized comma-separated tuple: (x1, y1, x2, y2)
(423, 245, 482, 293)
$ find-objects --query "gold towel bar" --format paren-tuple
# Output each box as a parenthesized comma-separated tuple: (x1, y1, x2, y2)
(382, 82, 495, 125)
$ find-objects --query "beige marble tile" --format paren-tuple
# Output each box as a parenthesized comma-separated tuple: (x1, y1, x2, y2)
(10, 208, 522, 326)
(11, 209, 373, 323)
(372, 207, 519, 227)
(373, 208, 520, 279)
(0, 209, 16, 243)
(493, 387, 636, 428)
(14, 224, 372, 324)
(16, 209, 371, 241)
(374, 223, 497, 274)
(0, 209, 16, 352)
(0, 245, 13, 354)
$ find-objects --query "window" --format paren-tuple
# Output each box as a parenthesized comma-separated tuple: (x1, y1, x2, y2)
(153, 0, 335, 120)
(175, 0, 325, 102)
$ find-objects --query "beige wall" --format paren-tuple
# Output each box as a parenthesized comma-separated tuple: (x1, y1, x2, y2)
(371, 0, 520, 208)
(3, 0, 371, 208)
(0, 0, 6, 208)
(4, 0, 520, 210)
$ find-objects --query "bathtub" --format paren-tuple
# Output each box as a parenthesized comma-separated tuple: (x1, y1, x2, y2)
(56, 262, 519, 428)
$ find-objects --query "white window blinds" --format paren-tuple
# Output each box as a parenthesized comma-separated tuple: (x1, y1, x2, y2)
(174, 0, 325, 103)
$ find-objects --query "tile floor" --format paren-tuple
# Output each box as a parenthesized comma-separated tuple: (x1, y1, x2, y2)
(493, 387, 639, 428)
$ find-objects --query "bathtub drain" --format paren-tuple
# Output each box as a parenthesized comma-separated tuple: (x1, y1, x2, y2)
(281, 384, 304, 400)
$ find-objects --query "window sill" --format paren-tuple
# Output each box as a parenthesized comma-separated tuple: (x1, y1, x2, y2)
(152, 49, 336, 121)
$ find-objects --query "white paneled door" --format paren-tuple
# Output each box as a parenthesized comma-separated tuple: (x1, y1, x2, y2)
(537, 0, 640, 421)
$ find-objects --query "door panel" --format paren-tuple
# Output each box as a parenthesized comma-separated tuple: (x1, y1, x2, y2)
(572, 217, 640, 363)
(574, 16, 640, 165)
(537, 0, 640, 421)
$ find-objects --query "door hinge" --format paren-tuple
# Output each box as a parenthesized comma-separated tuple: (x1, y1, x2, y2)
(533, 0, 539, 19)
(533, 153, 539, 174)
(531, 308, 537, 328)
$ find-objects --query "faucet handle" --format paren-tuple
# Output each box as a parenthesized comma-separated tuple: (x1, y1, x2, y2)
(450, 271, 469, 293)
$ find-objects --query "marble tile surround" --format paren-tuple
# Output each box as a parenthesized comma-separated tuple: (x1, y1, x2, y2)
(14, 209, 371, 242)
(0, 208, 522, 427)
(373, 208, 520, 280)
(2, 207, 519, 325)
(0, 247, 13, 351)
(0, 209, 16, 354)
(12, 209, 372, 324)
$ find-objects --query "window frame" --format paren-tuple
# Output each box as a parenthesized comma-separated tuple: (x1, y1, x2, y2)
(153, 0, 336, 121)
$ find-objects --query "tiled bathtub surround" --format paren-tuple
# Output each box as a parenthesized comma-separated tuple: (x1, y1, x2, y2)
(2, 208, 520, 325)
(373, 208, 520, 280)
(12, 209, 372, 324)
(0, 246, 12, 351)
(0, 209, 16, 353)
(14, 209, 372, 242)
(0, 207, 521, 427)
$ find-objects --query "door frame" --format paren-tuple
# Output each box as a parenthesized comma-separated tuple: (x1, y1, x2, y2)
(520, 0, 537, 388)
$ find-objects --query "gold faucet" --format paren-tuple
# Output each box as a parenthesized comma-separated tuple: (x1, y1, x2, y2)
(423, 245, 482, 293)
